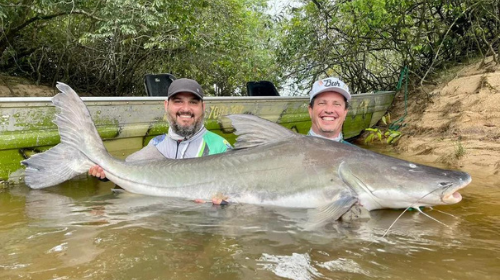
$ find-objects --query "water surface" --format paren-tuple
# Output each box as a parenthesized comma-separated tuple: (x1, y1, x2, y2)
(1, 147, 499, 280)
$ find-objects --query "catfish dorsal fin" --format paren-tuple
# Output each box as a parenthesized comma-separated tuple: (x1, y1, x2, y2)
(226, 114, 301, 149)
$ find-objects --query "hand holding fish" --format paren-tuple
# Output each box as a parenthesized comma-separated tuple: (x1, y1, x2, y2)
(89, 165, 106, 179)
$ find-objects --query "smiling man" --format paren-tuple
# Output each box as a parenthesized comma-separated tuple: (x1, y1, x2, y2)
(307, 77, 351, 143)
(89, 78, 232, 179)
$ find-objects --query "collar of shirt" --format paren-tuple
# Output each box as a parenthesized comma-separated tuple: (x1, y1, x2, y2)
(307, 128, 343, 142)
(168, 125, 207, 142)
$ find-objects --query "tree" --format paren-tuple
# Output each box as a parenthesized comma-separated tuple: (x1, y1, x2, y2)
(0, 0, 278, 96)
(276, 0, 500, 94)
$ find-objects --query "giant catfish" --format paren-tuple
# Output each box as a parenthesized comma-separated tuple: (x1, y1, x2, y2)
(22, 83, 471, 223)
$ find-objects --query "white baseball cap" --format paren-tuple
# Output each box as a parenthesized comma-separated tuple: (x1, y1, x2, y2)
(310, 77, 351, 102)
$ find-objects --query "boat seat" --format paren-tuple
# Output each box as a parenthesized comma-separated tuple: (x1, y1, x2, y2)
(144, 73, 176, 96)
(246, 81, 280, 96)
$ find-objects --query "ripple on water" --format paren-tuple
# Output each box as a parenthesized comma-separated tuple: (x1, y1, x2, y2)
(258, 253, 322, 280)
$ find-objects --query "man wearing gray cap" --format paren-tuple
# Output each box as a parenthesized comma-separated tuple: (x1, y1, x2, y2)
(308, 77, 351, 143)
(89, 78, 232, 180)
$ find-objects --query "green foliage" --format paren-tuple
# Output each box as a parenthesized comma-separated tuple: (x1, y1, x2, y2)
(364, 113, 402, 144)
(276, 0, 500, 94)
(0, 0, 276, 96)
(2, 0, 500, 97)
(455, 140, 466, 159)
(364, 127, 401, 145)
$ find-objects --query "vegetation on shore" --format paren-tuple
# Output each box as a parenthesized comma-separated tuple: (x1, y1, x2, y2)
(1, 0, 499, 96)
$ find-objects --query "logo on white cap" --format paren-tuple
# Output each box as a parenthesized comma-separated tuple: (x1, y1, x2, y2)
(310, 77, 351, 102)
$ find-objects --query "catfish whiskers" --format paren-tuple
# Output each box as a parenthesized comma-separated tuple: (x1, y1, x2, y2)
(381, 188, 455, 238)
(381, 207, 410, 238)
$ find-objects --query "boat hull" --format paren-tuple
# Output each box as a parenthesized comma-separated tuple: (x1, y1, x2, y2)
(0, 92, 395, 182)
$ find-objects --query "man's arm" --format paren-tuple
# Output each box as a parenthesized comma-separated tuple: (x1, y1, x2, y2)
(88, 144, 165, 179)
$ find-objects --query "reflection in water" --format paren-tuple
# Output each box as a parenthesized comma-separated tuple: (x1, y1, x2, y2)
(1, 165, 500, 279)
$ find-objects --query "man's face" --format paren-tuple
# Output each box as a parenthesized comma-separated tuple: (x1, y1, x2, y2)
(165, 92, 205, 138)
(308, 91, 349, 139)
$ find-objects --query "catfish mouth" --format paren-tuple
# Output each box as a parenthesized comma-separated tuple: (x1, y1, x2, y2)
(442, 189, 463, 204)
(441, 174, 472, 204)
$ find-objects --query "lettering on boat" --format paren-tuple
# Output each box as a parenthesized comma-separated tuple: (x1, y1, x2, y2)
(207, 105, 246, 120)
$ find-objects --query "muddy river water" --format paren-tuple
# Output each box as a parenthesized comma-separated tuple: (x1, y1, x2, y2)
(1, 146, 499, 280)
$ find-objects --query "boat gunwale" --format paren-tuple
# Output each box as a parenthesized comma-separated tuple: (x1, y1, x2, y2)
(0, 91, 395, 104)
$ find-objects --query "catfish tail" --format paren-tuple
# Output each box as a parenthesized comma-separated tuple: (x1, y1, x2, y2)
(22, 82, 107, 189)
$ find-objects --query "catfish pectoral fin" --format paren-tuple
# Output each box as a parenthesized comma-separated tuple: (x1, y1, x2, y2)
(340, 204, 371, 221)
(306, 193, 357, 229)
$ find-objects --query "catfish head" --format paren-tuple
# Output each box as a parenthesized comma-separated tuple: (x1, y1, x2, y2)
(338, 154, 471, 211)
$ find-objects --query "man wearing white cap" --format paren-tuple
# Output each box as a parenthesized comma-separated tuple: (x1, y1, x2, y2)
(308, 77, 351, 143)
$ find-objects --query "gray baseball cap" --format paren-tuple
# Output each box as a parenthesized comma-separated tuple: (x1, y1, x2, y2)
(167, 78, 204, 100)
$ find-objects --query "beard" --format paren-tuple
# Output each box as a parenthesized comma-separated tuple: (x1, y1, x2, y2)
(167, 111, 205, 138)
